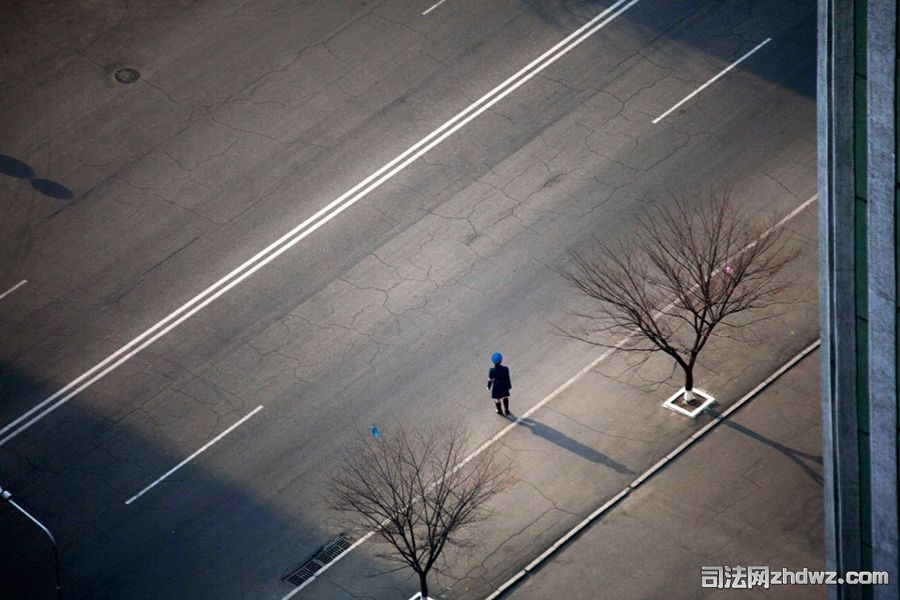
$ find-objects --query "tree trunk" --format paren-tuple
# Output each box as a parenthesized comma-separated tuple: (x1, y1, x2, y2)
(419, 571, 429, 600)
(683, 366, 695, 403)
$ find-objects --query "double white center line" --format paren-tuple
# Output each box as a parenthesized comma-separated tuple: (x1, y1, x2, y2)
(0, 0, 642, 448)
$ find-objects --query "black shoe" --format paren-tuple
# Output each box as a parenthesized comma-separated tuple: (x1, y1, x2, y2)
(505, 409, 511, 416)
(496, 409, 504, 415)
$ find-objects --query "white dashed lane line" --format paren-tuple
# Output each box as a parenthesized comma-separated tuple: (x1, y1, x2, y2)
(422, 0, 450, 16)
(653, 37, 772, 124)
(124, 405, 264, 505)
(0, 279, 27, 302)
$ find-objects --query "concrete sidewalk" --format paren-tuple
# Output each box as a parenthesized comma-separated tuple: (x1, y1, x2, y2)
(504, 349, 824, 600)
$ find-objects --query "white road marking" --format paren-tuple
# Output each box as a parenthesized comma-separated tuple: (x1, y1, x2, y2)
(0, 280, 27, 302)
(124, 405, 263, 505)
(652, 37, 772, 124)
(282, 193, 818, 596)
(422, 0, 449, 16)
(0, 0, 640, 447)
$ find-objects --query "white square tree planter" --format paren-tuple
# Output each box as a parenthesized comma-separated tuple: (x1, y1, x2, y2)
(662, 387, 716, 418)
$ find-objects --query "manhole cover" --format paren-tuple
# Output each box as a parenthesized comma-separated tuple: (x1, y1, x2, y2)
(114, 68, 140, 84)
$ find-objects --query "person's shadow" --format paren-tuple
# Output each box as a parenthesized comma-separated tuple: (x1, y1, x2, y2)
(516, 417, 634, 474)
(0, 154, 74, 199)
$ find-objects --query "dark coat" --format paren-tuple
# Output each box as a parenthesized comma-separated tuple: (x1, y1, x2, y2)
(487, 364, 512, 399)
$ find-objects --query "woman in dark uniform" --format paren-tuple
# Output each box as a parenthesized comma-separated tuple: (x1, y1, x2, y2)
(487, 352, 512, 416)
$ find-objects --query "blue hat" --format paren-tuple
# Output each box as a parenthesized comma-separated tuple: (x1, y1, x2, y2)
(491, 352, 503, 364)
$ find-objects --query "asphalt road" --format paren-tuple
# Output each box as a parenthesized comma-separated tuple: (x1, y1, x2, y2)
(0, 0, 816, 598)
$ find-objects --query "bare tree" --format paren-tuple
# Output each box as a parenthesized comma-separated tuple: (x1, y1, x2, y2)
(328, 422, 512, 600)
(559, 189, 798, 403)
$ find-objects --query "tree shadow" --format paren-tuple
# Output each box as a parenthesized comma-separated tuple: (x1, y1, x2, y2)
(515, 417, 634, 474)
(720, 417, 823, 485)
(0, 154, 73, 200)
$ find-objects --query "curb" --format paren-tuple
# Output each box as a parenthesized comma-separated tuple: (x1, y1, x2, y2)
(483, 339, 822, 600)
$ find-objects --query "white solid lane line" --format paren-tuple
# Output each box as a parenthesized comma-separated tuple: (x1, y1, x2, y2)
(0, 280, 27, 302)
(282, 194, 818, 598)
(125, 405, 263, 505)
(422, 0, 449, 16)
(652, 37, 772, 124)
(0, 0, 640, 448)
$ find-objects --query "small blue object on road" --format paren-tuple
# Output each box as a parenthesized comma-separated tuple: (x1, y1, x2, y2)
(370, 424, 381, 439)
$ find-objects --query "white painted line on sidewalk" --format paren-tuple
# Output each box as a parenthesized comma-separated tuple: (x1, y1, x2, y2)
(124, 405, 263, 505)
(422, 0, 449, 15)
(0, 280, 27, 302)
(286, 193, 817, 598)
(652, 37, 771, 124)
(484, 339, 822, 600)
(0, 0, 641, 449)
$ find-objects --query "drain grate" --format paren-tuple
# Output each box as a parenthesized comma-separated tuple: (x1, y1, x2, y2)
(285, 534, 353, 587)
